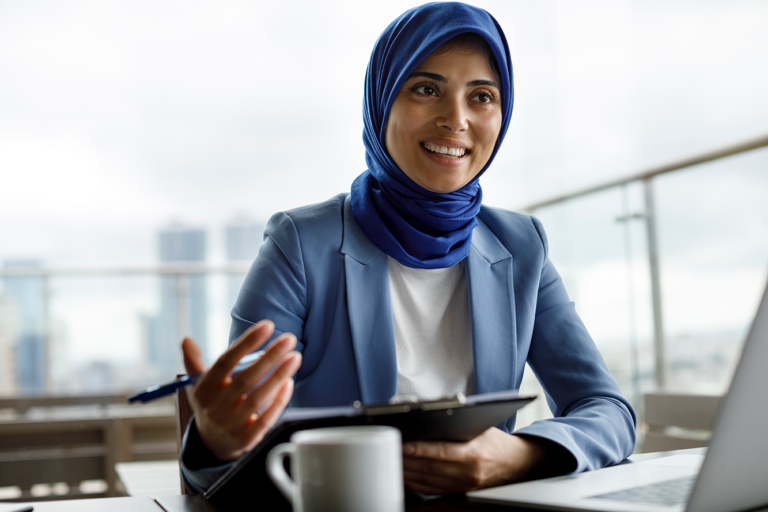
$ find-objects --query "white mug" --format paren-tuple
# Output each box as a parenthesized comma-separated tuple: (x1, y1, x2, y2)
(266, 425, 404, 512)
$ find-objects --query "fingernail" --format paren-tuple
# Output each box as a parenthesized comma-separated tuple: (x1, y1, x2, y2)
(276, 333, 297, 348)
(256, 319, 273, 330)
(276, 336, 293, 349)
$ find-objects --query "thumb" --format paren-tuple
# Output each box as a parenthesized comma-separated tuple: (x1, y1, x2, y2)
(181, 337, 207, 375)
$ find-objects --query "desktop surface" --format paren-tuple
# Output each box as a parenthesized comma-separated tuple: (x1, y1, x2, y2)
(0, 497, 160, 512)
(4, 448, 767, 512)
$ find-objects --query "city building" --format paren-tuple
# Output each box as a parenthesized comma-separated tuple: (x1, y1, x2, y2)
(1, 260, 47, 394)
(147, 226, 208, 376)
(0, 293, 18, 396)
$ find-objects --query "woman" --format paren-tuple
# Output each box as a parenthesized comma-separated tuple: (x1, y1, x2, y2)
(180, 1, 636, 496)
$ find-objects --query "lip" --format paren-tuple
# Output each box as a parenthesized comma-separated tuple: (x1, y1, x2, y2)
(420, 138, 471, 150)
(420, 140, 471, 168)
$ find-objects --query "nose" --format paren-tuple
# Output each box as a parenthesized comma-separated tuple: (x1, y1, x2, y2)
(437, 95, 468, 133)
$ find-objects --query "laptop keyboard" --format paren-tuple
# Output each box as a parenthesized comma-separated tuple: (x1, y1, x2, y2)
(589, 476, 696, 506)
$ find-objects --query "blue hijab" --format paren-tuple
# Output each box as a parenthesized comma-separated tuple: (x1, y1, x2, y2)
(350, 2, 514, 269)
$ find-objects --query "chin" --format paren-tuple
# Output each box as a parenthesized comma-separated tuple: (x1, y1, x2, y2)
(420, 173, 474, 194)
(402, 160, 477, 193)
(421, 181, 468, 194)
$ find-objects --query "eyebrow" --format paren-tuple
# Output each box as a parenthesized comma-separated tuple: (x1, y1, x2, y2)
(406, 71, 500, 90)
(467, 79, 500, 89)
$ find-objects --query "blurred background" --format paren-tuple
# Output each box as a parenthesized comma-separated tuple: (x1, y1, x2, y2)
(1, 0, 768, 498)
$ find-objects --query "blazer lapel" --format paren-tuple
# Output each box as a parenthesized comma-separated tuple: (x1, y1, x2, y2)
(341, 196, 398, 404)
(467, 218, 518, 394)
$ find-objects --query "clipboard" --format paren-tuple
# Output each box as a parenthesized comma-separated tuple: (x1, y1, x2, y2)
(204, 390, 535, 511)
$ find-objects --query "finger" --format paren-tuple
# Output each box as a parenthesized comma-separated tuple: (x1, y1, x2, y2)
(242, 379, 295, 446)
(403, 471, 459, 495)
(203, 320, 274, 388)
(181, 337, 207, 375)
(403, 455, 468, 480)
(222, 333, 297, 402)
(215, 337, 296, 416)
(404, 468, 469, 493)
(403, 440, 467, 462)
(230, 352, 301, 425)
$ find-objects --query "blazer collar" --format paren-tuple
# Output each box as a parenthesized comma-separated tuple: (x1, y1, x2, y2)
(341, 195, 381, 264)
(466, 218, 517, 394)
(470, 212, 512, 264)
(342, 196, 396, 404)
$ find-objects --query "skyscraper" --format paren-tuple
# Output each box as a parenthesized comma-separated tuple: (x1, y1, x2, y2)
(1, 260, 47, 394)
(148, 226, 207, 376)
(0, 293, 19, 396)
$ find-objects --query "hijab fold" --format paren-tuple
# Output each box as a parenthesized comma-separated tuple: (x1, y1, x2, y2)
(350, 2, 514, 269)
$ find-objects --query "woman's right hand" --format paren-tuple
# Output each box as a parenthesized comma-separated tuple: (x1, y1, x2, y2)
(181, 320, 302, 462)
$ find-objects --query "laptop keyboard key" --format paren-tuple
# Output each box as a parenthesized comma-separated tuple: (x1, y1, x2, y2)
(589, 476, 696, 506)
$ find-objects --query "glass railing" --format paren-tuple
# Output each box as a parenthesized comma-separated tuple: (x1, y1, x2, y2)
(514, 134, 768, 432)
(1, 135, 767, 443)
(0, 266, 249, 396)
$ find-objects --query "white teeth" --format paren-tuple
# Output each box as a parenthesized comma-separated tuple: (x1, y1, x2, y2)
(423, 143, 466, 157)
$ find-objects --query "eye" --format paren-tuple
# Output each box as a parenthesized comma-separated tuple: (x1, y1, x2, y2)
(411, 83, 438, 97)
(471, 91, 496, 104)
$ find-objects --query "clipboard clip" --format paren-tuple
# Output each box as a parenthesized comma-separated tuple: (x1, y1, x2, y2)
(353, 393, 467, 416)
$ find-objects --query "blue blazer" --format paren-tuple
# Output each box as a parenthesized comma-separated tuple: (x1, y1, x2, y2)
(182, 193, 636, 491)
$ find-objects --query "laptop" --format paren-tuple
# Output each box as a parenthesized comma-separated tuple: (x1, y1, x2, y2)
(468, 283, 768, 512)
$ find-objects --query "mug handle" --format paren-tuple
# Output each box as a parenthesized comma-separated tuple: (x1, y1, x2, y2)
(266, 442, 297, 503)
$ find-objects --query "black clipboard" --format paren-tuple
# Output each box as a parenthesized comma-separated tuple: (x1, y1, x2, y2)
(204, 390, 535, 511)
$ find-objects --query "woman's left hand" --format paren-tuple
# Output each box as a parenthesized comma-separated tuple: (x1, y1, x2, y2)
(402, 427, 568, 495)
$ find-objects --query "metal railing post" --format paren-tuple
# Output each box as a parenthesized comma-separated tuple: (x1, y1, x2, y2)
(618, 184, 642, 408)
(43, 273, 52, 393)
(643, 178, 667, 389)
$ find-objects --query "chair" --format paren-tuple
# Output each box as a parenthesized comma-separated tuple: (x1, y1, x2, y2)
(175, 377, 195, 495)
(0, 394, 176, 501)
(643, 391, 723, 453)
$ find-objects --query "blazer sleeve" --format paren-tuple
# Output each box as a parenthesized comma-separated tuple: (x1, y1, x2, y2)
(180, 210, 310, 492)
(179, 417, 235, 494)
(230, 210, 309, 347)
(514, 216, 637, 472)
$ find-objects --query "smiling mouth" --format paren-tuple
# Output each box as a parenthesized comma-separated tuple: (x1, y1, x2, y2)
(421, 142, 470, 159)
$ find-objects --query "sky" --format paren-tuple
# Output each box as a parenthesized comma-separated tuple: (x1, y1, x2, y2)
(2, 0, 767, 266)
(1, 0, 767, 378)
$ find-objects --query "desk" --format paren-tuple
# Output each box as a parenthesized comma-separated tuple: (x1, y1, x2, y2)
(154, 493, 543, 511)
(6, 448, 767, 512)
(115, 461, 181, 497)
(150, 449, 712, 512)
(0, 497, 161, 512)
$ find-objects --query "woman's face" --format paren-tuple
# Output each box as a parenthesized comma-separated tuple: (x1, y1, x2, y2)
(385, 44, 503, 194)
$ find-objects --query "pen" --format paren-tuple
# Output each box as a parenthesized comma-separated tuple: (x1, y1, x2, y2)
(127, 350, 265, 404)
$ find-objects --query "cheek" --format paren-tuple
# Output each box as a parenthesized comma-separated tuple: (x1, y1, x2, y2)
(387, 110, 424, 158)
(390, 100, 431, 136)
(479, 115, 502, 152)
(470, 115, 502, 172)
(384, 118, 414, 174)
(385, 106, 409, 154)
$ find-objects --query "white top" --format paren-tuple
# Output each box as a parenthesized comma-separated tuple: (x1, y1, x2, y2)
(387, 256, 474, 400)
